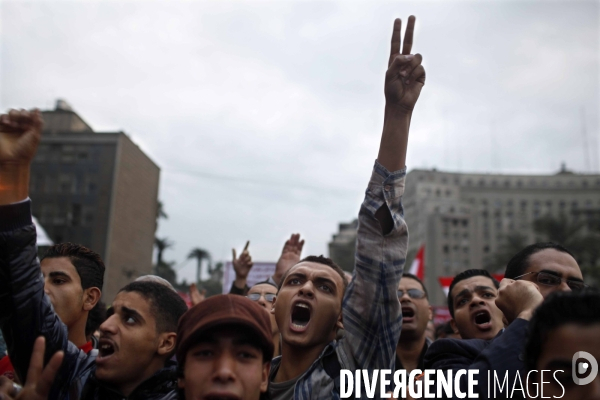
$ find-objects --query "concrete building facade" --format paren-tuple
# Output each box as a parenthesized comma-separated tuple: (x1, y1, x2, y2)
(30, 100, 160, 301)
(329, 167, 600, 305)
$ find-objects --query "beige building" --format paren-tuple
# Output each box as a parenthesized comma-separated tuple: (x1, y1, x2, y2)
(30, 100, 160, 301)
(329, 167, 600, 305)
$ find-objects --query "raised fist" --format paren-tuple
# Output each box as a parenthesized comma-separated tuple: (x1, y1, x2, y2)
(0, 109, 43, 165)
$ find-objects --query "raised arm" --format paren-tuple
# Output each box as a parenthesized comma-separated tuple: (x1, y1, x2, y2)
(376, 16, 425, 232)
(341, 16, 425, 372)
(0, 109, 78, 382)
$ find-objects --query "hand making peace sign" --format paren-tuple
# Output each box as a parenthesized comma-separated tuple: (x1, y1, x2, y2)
(384, 16, 425, 113)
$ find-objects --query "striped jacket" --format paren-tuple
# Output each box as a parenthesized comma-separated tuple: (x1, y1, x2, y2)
(269, 161, 408, 400)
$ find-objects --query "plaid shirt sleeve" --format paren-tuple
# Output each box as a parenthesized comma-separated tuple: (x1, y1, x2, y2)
(339, 160, 407, 372)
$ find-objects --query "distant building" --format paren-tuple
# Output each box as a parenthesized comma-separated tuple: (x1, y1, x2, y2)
(329, 167, 600, 305)
(328, 219, 358, 272)
(30, 100, 160, 301)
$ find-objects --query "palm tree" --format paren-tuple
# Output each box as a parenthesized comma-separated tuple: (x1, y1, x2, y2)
(154, 237, 173, 266)
(156, 200, 168, 220)
(188, 248, 211, 284)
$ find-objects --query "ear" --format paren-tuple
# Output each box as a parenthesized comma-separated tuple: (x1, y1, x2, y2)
(83, 287, 101, 311)
(178, 377, 185, 389)
(450, 318, 459, 334)
(335, 311, 344, 331)
(157, 332, 177, 356)
(270, 296, 277, 315)
(260, 361, 270, 393)
(427, 306, 433, 321)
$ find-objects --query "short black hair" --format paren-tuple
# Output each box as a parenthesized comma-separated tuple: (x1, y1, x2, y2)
(42, 243, 105, 291)
(524, 290, 600, 372)
(278, 255, 348, 295)
(505, 242, 576, 279)
(401, 273, 428, 297)
(118, 281, 187, 333)
(447, 269, 499, 318)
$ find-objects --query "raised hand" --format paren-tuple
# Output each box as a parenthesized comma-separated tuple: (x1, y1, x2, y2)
(0, 109, 43, 165)
(384, 17, 425, 113)
(189, 283, 206, 306)
(272, 233, 305, 285)
(232, 241, 253, 289)
(0, 337, 63, 400)
(0, 109, 43, 204)
(377, 16, 425, 174)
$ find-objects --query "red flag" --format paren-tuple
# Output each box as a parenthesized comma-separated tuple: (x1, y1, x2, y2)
(492, 273, 505, 282)
(438, 276, 454, 296)
(408, 245, 425, 280)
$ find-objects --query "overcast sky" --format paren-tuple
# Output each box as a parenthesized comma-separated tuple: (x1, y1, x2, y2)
(1, 0, 598, 283)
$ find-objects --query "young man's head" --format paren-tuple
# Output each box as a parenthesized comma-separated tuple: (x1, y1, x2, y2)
(272, 255, 347, 350)
(247, 280, 279, 336)
(398, 273, 432, 342)
(505, 242, 585, 299)
(177, 294, 274, 400)
(41, 243, 105, 344)
(525, 291, 600, 399)
(95, 281, 188, 397)
(447, 269, 504, 340)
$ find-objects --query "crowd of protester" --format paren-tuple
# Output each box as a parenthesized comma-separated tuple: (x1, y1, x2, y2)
(0, 15, 598, 400)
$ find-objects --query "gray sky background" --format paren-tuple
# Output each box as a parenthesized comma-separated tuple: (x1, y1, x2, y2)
(1, 0, 598, 283)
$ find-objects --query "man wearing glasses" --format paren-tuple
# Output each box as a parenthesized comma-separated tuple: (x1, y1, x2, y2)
(505, 242, 587, 296)
(395, 273, 432, 376)
(247, 281, 281, 356)
(424, 242, 587, 398)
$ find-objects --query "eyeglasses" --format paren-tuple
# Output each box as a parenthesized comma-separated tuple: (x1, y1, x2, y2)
(246, 293, 276, 302)
(513, 271, 588, 291)
(397, 289, 427, 299)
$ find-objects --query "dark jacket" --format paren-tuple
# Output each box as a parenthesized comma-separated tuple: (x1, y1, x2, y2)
(0, 200, 178, 400)
(423, 318, 529, 399)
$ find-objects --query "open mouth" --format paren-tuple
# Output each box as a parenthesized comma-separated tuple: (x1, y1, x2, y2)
(473, 310, 491, 329)
(402, 307, 415, 321)
(98, 340, 116, 358)
(290, 302, 311, 331)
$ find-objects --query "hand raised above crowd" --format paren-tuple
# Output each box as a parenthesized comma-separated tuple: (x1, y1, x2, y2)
(189, 283, 206, 307)
(232, 241, 253, 289)
(0, 109, 43, 204)
(384, 16, 425, 113)
(272, 233, 304, 285)
(377, 16, 425, 175)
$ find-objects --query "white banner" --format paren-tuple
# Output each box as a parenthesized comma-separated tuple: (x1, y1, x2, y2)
(222, 261, 277, 294)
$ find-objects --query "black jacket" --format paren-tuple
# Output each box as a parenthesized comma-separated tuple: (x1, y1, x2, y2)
(423, 318, 529, 399)
(0, 200, 178, 400)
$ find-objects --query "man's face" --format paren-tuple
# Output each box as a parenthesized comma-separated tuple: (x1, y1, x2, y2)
(40, 257, 85, 329)
(521, 249, 584, 299)
(397, 277, 431, 341)
(450, 276, 504, 340)
(179, 327, 269, 400)
(272, 262, 344, 349)
(95, 291, 163, 393)
(534, 323, 600, 399)
(248, 283, 278, 335)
